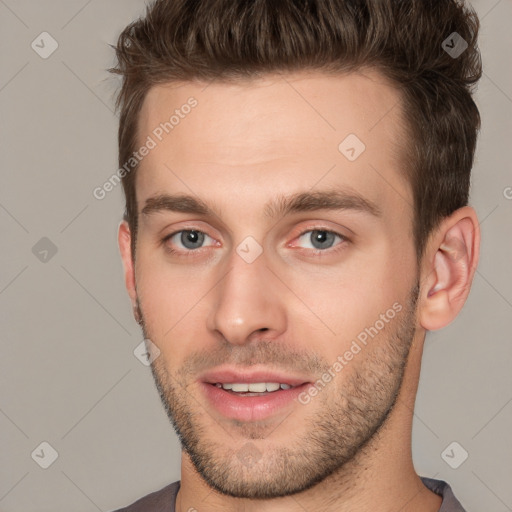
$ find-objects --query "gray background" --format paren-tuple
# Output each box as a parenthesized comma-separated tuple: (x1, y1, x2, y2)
(0, 0, 511, 510)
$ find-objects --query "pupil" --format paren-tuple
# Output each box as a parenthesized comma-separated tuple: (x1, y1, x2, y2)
(312, 230, 333, 249)
(181, 230, 204, 249)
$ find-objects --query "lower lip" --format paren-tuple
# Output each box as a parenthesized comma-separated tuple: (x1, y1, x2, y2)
(200, 382, 310, 422)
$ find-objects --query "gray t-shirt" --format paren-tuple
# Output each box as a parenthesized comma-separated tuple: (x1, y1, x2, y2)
(111, 476, 467, 511)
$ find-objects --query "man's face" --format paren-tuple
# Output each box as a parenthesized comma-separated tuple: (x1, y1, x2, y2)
(129, 71, 420, 498)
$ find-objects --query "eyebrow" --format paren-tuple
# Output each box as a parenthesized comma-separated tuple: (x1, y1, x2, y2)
(141, 188, 382, 220)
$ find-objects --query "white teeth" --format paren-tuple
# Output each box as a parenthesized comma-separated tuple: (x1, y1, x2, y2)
(231, 383, 249, 392)
(217, 382, 294, 393)
(247, 383, 267, 393)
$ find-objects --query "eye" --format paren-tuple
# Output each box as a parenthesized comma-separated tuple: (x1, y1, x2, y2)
(163, 229, 216, 253)
(294, 228, 347, 252)
(162, 227, 348, 257)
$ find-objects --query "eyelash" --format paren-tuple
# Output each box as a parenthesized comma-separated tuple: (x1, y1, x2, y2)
(161, 227, 349, 258)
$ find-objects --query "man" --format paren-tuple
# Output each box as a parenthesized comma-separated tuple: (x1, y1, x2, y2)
(111, 0, 482, 510)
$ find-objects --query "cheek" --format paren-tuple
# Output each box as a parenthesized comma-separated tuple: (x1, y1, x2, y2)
(282, 250, 413, 353)
(134, 249, 210, 346)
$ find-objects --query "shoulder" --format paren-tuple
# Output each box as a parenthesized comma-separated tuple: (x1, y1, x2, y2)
(110, 480, 181, 512)
(420, 476, 468, 512)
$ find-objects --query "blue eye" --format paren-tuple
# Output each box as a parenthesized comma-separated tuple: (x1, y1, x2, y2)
(164, 230, 214, 251)
(296, 229, 346, 252)
(162, 227, 348, 257)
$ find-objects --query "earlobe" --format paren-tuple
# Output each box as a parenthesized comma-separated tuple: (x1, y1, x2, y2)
(419, 207, 480, 331)
(118, 220, 138, 311)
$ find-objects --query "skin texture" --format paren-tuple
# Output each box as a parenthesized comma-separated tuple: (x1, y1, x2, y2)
(118, 70, 480, 512)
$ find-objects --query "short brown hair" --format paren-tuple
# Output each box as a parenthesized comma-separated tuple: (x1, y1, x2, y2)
(111, 0, 482, 261)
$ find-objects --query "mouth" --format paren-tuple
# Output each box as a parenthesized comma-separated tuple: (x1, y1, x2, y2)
(199, 368, 312, 421)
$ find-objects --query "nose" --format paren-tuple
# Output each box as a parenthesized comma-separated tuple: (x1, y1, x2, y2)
(206, 247, 288, 346)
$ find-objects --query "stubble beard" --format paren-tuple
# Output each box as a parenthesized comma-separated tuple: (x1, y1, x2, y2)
(137, 284, 419, 499)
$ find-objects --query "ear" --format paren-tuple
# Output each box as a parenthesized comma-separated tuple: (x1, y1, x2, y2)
(419, 206, 480, 331)
(118, 220, 140, 323)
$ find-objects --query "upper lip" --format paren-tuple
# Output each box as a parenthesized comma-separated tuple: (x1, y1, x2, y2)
(200, 366, 311, 387)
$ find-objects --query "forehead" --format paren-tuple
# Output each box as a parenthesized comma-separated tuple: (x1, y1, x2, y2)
(135, 70, 411, 222)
